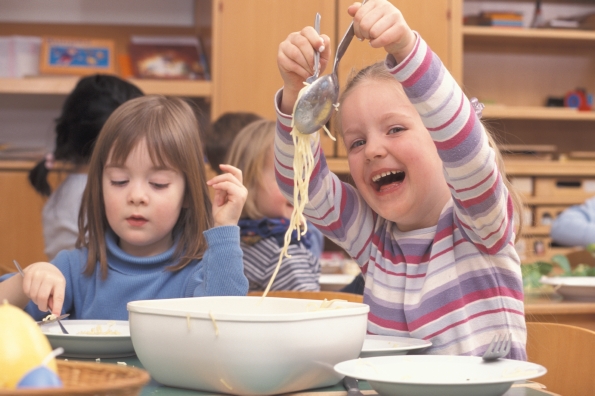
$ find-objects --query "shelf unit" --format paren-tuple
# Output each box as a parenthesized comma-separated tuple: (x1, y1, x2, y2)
(462, 4, 595, 261)
(0, 77, 212, 97)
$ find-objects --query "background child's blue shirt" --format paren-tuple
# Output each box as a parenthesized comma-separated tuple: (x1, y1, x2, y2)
(551, 196, 595, 247)
(1, 225, 247, 320)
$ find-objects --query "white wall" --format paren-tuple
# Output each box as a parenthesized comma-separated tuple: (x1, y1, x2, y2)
(0, 0, 194, 26)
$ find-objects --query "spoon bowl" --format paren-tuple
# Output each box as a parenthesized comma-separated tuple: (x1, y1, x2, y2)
(294, 73, 338, 135)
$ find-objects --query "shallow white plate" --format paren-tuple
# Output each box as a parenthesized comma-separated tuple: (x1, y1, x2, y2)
(41, 320, 134, 358)
(319, 274, 356, 291)
(360, 335, 432, 357)
(540, 276, 595, 301)
(334, 355, 546, 396)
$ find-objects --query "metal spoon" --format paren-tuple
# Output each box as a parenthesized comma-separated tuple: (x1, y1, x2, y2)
(305, 13, 321, 85)
(293, 0, 366, 135)
(13, 260, 70, 334)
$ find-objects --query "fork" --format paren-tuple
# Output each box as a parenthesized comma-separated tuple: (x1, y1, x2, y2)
(13, 260, 69, 335)
(482, 333, 512, 361)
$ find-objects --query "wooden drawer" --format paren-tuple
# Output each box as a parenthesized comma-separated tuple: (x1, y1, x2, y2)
(534, 206, 567, 227)
(534, 177, 595, 199)
(510, 176, 534, 196)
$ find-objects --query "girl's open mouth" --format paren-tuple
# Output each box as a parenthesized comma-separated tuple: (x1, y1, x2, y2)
(372, 170, 405, 192)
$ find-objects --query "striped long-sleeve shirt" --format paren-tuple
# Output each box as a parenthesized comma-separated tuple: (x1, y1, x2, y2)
(274, 34, 527, 359)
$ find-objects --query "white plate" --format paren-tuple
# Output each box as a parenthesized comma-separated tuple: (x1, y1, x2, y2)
(360, 335, 432, 357)
(41, 320, 134, 358)
(540, 276, 595, 301)
(334, 355, 546, 396)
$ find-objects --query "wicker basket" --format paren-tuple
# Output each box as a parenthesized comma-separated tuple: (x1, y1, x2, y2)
(0, 360, 151, 396)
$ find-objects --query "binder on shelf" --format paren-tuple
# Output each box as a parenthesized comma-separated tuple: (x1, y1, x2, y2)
(129, 35, 210, 81)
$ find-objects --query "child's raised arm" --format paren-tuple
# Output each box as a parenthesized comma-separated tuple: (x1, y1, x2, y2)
(207, 164, 248, 227)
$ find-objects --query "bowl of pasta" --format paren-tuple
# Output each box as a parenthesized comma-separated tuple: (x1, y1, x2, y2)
(127, 296, 369, 395)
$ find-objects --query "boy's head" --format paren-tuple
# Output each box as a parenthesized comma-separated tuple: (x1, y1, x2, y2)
(55, 74, 144, 165)
(205, 112, 262, 174)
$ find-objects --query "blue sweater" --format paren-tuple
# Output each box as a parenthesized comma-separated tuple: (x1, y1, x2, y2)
(3, 226, 248, 320)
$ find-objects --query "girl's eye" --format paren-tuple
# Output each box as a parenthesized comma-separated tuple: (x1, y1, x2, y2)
(151, 183, 169, 189)
(111, 180, 128, 186)
(388, 126, 405, 135)
(349, 140, 365, 150)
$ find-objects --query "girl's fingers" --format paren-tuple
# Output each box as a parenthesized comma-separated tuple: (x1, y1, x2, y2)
(50, 285, 65, 316)
(217, 164, 243, 183)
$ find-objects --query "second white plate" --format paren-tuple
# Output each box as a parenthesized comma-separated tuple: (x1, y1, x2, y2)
(335, 355, 546, 396)
(360, 335, 431, 357)
(540, 276, 595, 301)
(41, 320, 134, 358)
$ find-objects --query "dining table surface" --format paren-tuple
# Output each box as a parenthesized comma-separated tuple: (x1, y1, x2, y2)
(73, 355, 560, 396)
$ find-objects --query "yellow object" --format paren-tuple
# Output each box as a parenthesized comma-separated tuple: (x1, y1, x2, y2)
(0, 300, 57, 389)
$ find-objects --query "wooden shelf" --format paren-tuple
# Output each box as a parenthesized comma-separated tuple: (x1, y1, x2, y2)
(483, 106, 595, 121)
(0, 77, 212, 98)
(463, 25, 595, 42)
(327, 158, 350, 174)
(521, 195, 588, 206)
(524, 226, 551, 236)
(505, 159, 595, 176)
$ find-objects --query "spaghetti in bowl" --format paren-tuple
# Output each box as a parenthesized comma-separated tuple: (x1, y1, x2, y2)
(127, 296, 369, 395)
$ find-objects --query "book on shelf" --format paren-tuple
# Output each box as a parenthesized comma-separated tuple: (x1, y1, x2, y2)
(39, 36, 115, 76)
(465, 11, 524, 28)
(129, 35, 210, 80)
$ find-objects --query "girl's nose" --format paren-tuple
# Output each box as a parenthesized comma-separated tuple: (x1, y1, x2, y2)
(364, 136, 387, 161)
(128, 183, 148, 205)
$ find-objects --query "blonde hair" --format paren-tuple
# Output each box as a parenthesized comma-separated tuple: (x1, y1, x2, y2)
(225, 119, 276, 219)
(337, 62, 523, 237)
(77, 95, 213, 279)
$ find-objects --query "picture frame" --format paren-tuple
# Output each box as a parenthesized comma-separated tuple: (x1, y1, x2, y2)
(39, 36, 115, 75)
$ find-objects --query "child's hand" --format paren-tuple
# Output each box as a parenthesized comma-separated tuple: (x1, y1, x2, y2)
(207, 164, 248, 228)
(348, 0, 416, 63)
(21, 262, 66, 316)
(277, 26, 331, 114)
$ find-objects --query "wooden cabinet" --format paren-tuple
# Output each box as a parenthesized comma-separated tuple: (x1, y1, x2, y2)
(211, 0, 335, 120)
(0, 162, 65, 273)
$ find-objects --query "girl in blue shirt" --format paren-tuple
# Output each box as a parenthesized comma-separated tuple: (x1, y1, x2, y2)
(0, 96, 249, 320)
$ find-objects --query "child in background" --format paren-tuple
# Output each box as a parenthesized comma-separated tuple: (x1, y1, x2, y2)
(29, 74, 144, 260)
(226, 119, 323, 292)
(205, 112, 262, 175)
(275, 0, 526, 358)
(0, 96, 249, 320)
(551, 197, 595, 246)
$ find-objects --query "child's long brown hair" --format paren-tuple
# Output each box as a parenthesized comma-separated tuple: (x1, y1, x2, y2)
(336, 62, 523, 238)
(225, 119, 276, 219)
(77, 95, 213, 279)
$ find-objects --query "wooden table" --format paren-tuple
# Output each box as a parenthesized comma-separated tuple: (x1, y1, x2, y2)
(82, 356, 559, 396)
(525, 295, 595, 331)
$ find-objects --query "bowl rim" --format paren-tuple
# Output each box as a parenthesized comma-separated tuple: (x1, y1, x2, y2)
(127, 296, 369, 322)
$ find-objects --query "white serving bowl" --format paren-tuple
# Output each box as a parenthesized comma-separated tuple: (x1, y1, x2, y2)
(127, 296, 369, 395)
